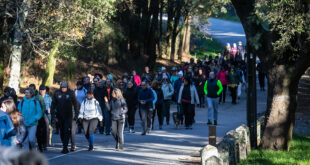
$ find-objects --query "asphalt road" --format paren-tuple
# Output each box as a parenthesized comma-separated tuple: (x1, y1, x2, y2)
(43, 19, 262, 165)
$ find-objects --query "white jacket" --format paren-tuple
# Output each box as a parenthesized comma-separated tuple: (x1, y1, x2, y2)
(178, 84, 200, 105)
(161, 83, 174, 100)
(78, 98, 103, 121)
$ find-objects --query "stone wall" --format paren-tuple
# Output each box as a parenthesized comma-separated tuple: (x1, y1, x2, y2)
(200, 116, 265, 165)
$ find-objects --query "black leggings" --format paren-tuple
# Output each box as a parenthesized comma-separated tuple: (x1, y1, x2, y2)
(127, 105, 137, 128)
(219, 85, 227, 103)
(82, 119, 98, 139)
(229, 86, 238, 103)
(153, 103, 164, 126)
(59, 118, 72, 148)
(182, 102, 194, 127)
(36, 116, 48, 150)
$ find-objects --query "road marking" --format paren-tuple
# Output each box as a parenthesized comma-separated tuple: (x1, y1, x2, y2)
(47, 149, 85, 160)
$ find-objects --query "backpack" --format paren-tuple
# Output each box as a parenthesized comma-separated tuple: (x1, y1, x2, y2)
(20, 99, 37, 113)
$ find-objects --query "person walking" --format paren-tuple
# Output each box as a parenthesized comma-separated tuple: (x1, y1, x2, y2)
(177, 78, 200, 129)
(51, 81, 79, 154)
(217, 66, 228, 104)
(174, 71, 184, 125)
(0, 100, 16, 146)
(94, 79, 107, 134)
(18, 88, 42, 151)
(29, 84, 47, 152)
(161, 78, 174, 125)
(152, 81, 164, 129)
(75, 81, 87, 134)
(123, 81, 138, 133)
(227, 67, 242, 104)
(132, 70, 141, 87)
(105, 88, 128, 151)
(148, 82, 157, 131)
(257, 62, 266, 91)
(39, 85, 53, 147)
(195, 68, 206, 108)
(204, 72, 223, 125)
(78, 89, 103, 151)
(138, 81, 154, 135)
(2, 99, 26, 148)
(104, 79, 114, 135)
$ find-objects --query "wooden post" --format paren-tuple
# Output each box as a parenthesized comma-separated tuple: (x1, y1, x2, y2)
(209, 126, 216, 146)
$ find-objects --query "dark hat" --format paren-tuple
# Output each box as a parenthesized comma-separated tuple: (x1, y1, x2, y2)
(39, 85, 46, 90)
(60, 80, 68, 88)
(76, 81, 83, 86)
(86, 89, 93, 94)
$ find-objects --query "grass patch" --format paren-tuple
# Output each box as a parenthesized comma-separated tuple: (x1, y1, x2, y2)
(190, 30, 224, 60)
(239, 135, 310, 165)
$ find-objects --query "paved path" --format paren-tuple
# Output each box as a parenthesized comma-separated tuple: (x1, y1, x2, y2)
(44, 85, 266, 165)
(200, 18, 246, 46)
(43, 19, 266, 164)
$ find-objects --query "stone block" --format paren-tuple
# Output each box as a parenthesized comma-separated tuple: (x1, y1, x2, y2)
(226, 130, 240, 163)
(201, 145, 219, 165)
(205, 156, 224, 165)
(217, 134, 236, 165)
(235, 125, 249, 159)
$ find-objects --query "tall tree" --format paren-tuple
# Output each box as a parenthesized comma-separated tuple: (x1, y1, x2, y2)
(231, 0, 310, 150)
(8, 0, 31, 94)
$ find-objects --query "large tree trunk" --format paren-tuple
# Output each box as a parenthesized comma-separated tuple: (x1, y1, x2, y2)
(183, 16, 191, 55)
(231, 0, 310, 150)
(261, 65, 298, 150)
(42, 40, 59, 87)
(8, 0, 31, 94)
(158, 0, 163, 58)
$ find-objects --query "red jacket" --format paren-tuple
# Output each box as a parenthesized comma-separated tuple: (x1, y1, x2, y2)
(217, 70, 228, 85)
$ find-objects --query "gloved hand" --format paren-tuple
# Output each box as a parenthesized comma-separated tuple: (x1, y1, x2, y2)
(77, 118, 83, 125)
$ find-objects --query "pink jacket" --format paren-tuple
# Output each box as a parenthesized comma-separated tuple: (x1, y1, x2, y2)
(134, 75, 141, 86)
(217, 70, 228, 85)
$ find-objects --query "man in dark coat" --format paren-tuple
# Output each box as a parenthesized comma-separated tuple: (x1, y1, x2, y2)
(51, 81, 79, 154)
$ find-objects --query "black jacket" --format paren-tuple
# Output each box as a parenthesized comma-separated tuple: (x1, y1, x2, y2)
(105, 98, 128, 120)
(94, 87, 107, 106)
(51, 89, 79, 121)
(124, 87, 138, 108)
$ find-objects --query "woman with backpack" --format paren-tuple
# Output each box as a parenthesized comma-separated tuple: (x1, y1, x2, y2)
(2, 99, 27, 148)
(78, 89, 103, 151)
(105, 88, 128, 151)
(161, 78, 174, 125)
(18, 88, 42, 151)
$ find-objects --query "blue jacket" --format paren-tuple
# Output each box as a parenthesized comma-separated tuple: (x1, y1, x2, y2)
(18, 97, 42, 127)
(0, 111, 16, 146)
(138, 88, 154, 110)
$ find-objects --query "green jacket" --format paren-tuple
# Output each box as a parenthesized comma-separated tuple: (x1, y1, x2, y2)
(35, 91, 46, 116)
(227, 71, 242, 85)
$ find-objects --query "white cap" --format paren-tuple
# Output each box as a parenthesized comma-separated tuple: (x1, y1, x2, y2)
(178, 71, 183, 77)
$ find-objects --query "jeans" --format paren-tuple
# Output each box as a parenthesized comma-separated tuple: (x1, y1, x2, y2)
(207, 97, 218, 121)
(163, 100, 171, 125)
(24, 125, 37, 151)
(182, 102, 194, 127)
(140, 108, 153, 132)
(111, 119, 125, 145)
(103, 107, 111, 134)
(59, 118, 72, 149)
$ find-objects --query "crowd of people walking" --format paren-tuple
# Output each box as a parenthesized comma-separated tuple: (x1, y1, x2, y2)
(0, 41, 266, 154)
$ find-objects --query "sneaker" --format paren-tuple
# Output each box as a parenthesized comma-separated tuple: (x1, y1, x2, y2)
(147, 130, 151, 134)
(118, 144, 123, 152)
(141, 132, 146, 136)
(129, 129, 135, 133)
(207, 120, 212, 125)
(189, 125, 193, 129)
(115, 143, 119, 150)
(159, 125, 163, 130)
(105, 132, 111, 136)
(61, 148, 69, 154)
(70, 146, 75, 152)
(88, 146, 94, 151)
(214, 120, 217, 125)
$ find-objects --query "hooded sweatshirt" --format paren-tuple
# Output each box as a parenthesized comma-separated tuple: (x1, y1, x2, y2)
(79, 98, 103, 121)
(0, 111, 16, 146)
(18, 97, 42, 127)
